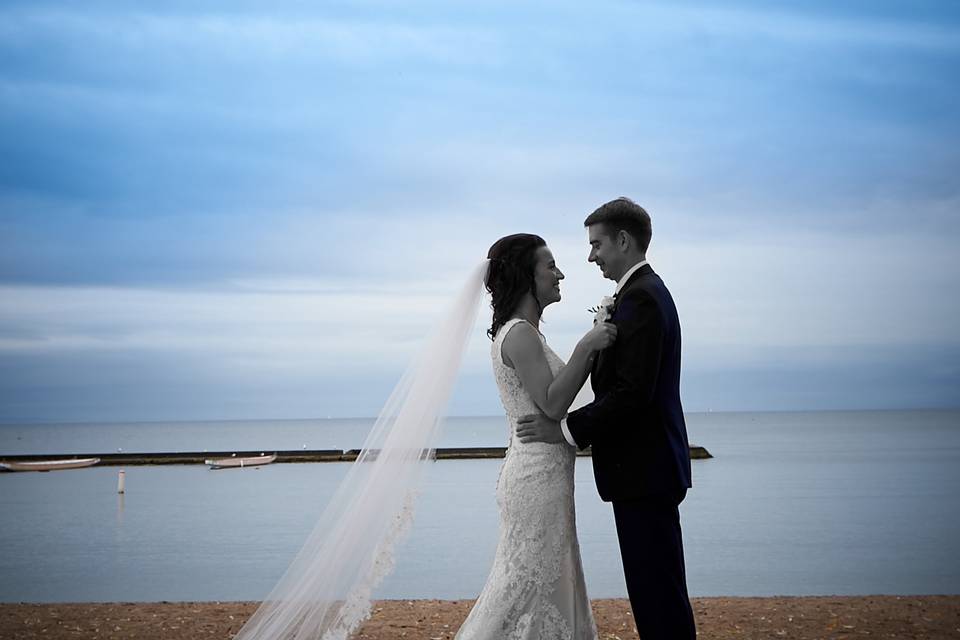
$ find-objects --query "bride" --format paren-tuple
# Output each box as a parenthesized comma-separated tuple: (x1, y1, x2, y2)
(233, 235, 614, 640)
(454, 234, 616, 639)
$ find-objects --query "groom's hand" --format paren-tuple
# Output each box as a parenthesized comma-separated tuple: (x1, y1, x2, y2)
(516, 414, 564, 444)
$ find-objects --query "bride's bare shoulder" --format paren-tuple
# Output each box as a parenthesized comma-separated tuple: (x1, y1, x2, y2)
(500, 320, 543, 369)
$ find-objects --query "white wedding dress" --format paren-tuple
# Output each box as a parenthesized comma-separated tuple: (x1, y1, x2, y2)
(455, 318, 598, 640)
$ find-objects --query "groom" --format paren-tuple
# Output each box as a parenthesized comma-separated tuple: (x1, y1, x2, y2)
(517, 197, 696, 639)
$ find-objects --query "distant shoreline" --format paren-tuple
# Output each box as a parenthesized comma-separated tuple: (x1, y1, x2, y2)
(2, 406, 955, 427)
(2, 596, 957, 639)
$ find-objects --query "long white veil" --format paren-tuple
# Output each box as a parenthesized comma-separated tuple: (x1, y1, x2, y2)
(234, 259, 489, 640)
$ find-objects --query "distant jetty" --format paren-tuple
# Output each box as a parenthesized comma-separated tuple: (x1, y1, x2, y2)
(0, 445, 712, 466)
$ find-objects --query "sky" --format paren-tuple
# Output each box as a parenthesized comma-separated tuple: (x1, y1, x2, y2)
(1, 1, 958, 423)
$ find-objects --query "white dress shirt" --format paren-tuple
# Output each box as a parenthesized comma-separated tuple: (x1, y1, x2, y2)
(559, 260, 648, 447)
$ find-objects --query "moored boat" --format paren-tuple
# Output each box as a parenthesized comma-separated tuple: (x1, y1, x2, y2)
(0, 457, 101, 472)
(205, 453, 277, 469)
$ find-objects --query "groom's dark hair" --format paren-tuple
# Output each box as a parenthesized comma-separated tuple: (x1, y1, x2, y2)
(584, 197, 652, 252)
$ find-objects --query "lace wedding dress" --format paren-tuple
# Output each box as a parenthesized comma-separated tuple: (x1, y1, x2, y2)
(455, 318, 598, 640)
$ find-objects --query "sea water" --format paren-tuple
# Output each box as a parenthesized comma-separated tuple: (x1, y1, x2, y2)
(0, 410, 958, 602)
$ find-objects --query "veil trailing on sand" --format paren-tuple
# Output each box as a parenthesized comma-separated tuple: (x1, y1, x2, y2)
(234, 259, 489, 640)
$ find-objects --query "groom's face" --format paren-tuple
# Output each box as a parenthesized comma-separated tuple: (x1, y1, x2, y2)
(587, 224, 623, 282)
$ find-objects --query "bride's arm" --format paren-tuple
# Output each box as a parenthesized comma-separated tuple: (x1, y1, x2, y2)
(502, 321, 615, 421)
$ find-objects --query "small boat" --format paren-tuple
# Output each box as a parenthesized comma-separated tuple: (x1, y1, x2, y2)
(0, 457, 100, 472)
(205, 453, 277, 469)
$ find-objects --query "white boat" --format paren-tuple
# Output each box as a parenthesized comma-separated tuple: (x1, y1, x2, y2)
(0, 457, 100, 472)
(205, 454, 277, 469)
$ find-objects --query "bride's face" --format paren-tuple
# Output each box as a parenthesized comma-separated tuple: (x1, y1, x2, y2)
(533, 246, 564, 308)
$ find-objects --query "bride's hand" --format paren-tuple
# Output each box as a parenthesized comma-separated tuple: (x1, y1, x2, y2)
(579, 321, 617, 352)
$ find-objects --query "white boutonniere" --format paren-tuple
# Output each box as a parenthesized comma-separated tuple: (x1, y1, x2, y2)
(588, 295, 616, 323)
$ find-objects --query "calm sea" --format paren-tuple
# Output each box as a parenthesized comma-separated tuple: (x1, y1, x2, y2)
(1, 410, 958, 602)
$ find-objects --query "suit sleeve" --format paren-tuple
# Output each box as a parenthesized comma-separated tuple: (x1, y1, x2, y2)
(565, 290, 663, 448)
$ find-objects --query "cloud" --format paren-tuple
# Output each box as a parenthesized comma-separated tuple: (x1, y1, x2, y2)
(4, 1, 958, 226)
(1, 1, 958, 420)
(1, 214, 957, 422)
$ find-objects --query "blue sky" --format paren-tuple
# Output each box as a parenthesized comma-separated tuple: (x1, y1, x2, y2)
(1, 1, 958, 422)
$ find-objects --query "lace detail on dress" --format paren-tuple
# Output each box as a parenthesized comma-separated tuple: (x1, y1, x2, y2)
(455, 318, 597, 640)
(325, 491, 418, 640)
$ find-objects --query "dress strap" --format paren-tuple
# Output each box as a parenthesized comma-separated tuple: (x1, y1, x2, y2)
(493, 318, 528, 367)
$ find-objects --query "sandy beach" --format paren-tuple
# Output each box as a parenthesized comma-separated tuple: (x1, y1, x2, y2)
(2, 596, 958, 639)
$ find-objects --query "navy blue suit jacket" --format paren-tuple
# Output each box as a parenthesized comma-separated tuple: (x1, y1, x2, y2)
(567, 264, 692, 502)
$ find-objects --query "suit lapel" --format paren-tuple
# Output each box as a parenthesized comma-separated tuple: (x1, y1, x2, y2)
(594, 263, 654, 388)
(612, 263, 652, 312)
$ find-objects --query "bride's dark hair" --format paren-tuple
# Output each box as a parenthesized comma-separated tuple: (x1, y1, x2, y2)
(485, 233, 547, 340)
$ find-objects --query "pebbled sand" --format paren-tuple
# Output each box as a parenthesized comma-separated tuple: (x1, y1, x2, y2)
(1, 596, 958, 639)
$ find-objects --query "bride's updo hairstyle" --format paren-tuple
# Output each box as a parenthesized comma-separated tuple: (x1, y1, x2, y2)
(485, 233, 547, 340)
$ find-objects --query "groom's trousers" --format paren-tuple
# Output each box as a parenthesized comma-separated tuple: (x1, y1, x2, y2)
(612, 492, 696, 640)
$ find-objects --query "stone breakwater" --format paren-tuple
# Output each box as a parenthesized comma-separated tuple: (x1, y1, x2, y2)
(0, 445, 712, 466)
